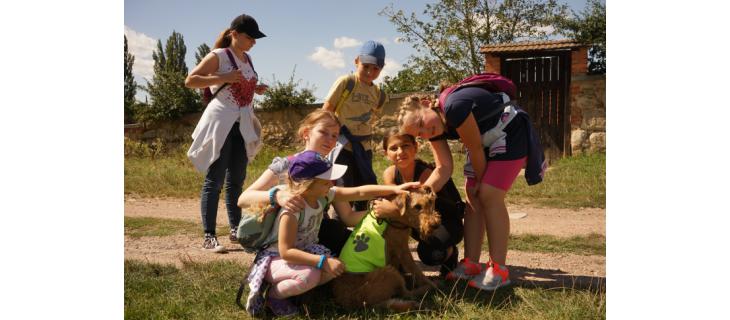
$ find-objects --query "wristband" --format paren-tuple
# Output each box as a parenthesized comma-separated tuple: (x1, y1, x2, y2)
(316, 254, 326, 269)
(268, 187, 280, 207)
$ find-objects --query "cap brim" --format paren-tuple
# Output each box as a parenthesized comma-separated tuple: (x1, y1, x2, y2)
(250, 30, 266, 39)
(315, 164, 347, 181)
(359, 55, 384, 67)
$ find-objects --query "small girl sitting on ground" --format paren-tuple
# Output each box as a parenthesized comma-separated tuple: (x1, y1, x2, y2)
(376, 127, 465, 276)
(239, 150, 418, 317)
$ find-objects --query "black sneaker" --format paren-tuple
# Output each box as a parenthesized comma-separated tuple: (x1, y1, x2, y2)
(229, 228, 238, 243)
(202, 233, 226, 253)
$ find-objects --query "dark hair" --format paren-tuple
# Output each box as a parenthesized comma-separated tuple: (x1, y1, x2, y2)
(382, 130, 435, 176)
(381, 129, 417, 151)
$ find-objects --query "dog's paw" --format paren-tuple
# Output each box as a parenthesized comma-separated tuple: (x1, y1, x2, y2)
(353, 233, 370, 252)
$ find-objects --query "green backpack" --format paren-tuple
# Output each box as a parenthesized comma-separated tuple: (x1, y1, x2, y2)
(235, 196, 329, 253)
(235, 205, 303, 253)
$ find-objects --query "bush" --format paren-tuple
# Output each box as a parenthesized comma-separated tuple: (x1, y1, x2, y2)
(257, 66, 316, 110)
(124, 137, 167, 158)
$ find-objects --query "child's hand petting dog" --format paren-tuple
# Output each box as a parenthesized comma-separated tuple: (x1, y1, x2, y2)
(394, 182, 421, 194)
(372, 198, 399, 219)
(323, 257, 345, 277)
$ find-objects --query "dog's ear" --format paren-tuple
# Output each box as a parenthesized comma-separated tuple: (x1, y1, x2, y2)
(399, 192, 410, 217)
(389, 192, 407, 217)
(421, 185, 433, 196)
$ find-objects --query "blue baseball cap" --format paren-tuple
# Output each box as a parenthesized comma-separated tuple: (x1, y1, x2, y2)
(288, 151, 347, 182)
(358, 40, 385, 68)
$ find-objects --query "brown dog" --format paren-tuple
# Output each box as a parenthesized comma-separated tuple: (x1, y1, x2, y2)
(332, 186, 441, 311)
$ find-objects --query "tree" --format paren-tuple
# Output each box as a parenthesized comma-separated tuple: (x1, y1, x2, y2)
(381, 68, 436, 93)
(557, 0, 605, 74)
(124, 35, 137, 123)
(380, 0, 568, 93)
(193, 43, 211, 99)
(257, 66, 316, 110)
(194, 43, 211, 65)
(139, 31, 201, 124)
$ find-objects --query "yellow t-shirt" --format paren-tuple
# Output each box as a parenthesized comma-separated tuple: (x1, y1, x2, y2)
(324, 75, 388, 150)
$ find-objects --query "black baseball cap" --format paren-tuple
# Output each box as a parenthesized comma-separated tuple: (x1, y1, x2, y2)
(230, 14, 266, 39)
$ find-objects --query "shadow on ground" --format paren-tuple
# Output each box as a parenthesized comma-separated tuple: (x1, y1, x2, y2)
(418, 262, 605, 292)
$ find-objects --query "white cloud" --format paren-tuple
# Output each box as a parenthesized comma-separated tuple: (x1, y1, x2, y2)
(124, 25, 157, 85)
(536, 25, 557, 35)
(333, 37, 362, 49)
(376, 37, 391, 45)
(308, 46, 345, 70)
(393, 37, 406, 44)
(375, 58, 403, 83)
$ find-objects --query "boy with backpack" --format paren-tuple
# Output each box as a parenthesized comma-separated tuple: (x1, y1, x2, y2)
(322, 40, 388, 211)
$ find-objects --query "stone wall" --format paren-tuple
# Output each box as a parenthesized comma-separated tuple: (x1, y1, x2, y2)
(123, 92, 430, 146)
(569, 75, 606, 154)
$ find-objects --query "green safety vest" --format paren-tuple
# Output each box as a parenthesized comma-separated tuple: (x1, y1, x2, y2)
(339, 211, 388, 273)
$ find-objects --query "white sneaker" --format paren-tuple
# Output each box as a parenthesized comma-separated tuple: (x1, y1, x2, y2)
(202, 234, 226, 253)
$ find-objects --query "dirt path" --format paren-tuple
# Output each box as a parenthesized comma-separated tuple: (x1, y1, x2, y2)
(124, 196, 606, 237)
(125, 197, 605, 289)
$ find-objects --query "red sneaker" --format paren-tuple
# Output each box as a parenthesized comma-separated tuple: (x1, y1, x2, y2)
(445, 257, 484, 281)
(468, 260, 511, 291)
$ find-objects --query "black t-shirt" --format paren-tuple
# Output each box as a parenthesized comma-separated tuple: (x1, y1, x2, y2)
(433, 86, 529, 160)
(442, 86, 504, 137)
(394, 160, 464, 220)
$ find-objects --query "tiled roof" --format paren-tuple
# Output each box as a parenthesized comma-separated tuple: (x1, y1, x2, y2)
(480, 39, 584, 53)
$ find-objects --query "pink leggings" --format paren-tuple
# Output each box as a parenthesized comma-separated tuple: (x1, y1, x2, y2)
(265, 257, 322, 299)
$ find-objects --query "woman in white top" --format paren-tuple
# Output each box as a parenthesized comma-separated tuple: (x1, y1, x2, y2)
(184, 14, 268, 252)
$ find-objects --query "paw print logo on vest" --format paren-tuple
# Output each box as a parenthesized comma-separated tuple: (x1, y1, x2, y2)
(353, 233, 370, 252)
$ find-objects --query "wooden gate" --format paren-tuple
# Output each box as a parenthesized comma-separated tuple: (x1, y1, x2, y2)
(501, 51, 571, 157)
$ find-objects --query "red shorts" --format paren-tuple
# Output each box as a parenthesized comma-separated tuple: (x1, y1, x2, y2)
(465, 157, 527, 191)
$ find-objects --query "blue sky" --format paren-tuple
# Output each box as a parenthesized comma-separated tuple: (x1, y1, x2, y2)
(125, 0, 592, 103)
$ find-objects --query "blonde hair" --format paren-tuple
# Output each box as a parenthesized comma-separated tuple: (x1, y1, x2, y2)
(286, 177, 317, 197)
(248, 177, 316, 220)
(396, 94, 442, 131)
(296, 109, 341, 143)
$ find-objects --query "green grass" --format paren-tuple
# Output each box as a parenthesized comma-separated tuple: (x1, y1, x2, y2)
(482, 233, 605, 256)
(509, 153, 606, 208)
(124, 216, 229, 238)
(125, 259, 605, 320)
(125, 259, 245, 320)
(125, 140, 604, 208)
(124, 141, 298, 198)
